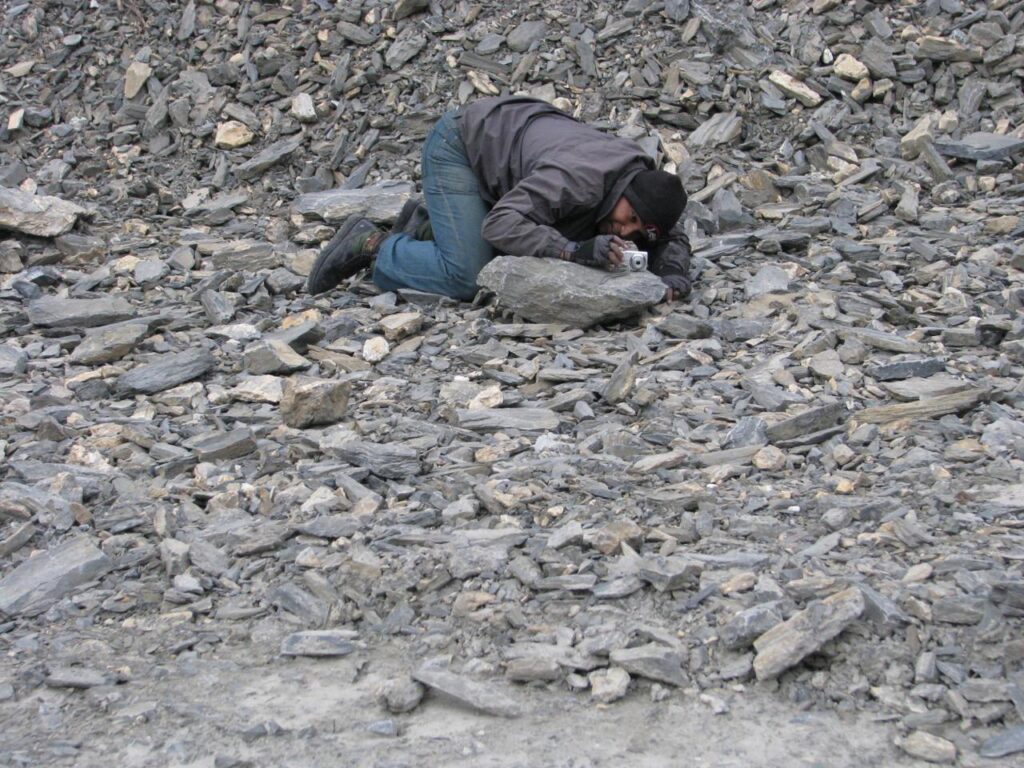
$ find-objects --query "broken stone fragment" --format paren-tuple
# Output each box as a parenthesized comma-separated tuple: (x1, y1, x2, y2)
(280, 377, 350, 429)
(70, 322, 148, 365)
(897, 730, 956, 763)
(215, 121, 255, 149)
(0, 186, 89, 237)
(124, 60, 152, 98)
(768, 71, 822, 106)
(290, 92, 317, 123)
(589, 667, 630, 702)
(115, 349, 217, 396)
(753, 587, 864, 680)
(280, 630, 359, 657)
(412, 666, 521, 717)
(0, 537, 113, 617)
(293, 181, 415, 225)
(0, 345, 28, 375)
(609, 644, 687, 686)
(833, 53, 869, 81)
(244, 339, 310, 375)
(234, 136, 303, 181)
(477, 256, 665, 328)
(27, 296, 137, 329)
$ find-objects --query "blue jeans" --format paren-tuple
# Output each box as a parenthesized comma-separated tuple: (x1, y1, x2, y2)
(372, 111, 494, 301)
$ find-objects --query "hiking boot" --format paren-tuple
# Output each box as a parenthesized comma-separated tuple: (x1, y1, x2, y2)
(306, 216, 385, 294)
(391, 196, 432, 239)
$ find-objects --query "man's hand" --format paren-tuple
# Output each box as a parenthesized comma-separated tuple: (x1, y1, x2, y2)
(660, 273, 689, 302)
(575, 235, 628, 268)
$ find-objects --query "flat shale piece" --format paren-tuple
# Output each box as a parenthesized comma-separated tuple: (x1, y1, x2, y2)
(293, 181, 414, 225)
(0, 186, 88, 237)
(70, 322, 149, 364)
(980, 726, 1024, 759)
(852, 388, 990, 426)
(45, 667, 111, 688)
(609, 644, 687, 686)
(280, 630, 359, 657)
(765, 403, 846, 443)
(456, 407, 560, 432)
(867, 359, 946, 381)
(115, 349, 216, 396)
(933, 132, 1024, 162)
(412, 667, 521, 717)
(0, 537, 113, 616)
(477, 256, 665, 328)
(27, 296, 135, 329)
(331, 439, 422, 479)
(752, 587, 864, 680)
(234, 136, 302, 180)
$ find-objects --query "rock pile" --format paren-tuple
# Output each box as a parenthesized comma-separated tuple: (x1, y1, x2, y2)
(1, 0, 1023, 764)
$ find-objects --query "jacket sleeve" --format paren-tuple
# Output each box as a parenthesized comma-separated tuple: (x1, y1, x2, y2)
(648, 221, 693, 298)
(480, 165, 600, 259)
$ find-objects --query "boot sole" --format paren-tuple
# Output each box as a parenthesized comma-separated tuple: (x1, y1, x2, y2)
(306, 216, 365, 294)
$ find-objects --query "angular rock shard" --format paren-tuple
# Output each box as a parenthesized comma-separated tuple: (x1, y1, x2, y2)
(753, 587, 864, 680)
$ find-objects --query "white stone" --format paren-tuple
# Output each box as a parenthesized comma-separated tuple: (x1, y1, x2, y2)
(363, 336, 390, 362)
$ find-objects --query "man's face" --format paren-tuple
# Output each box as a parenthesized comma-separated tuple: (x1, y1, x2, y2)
(598, 197, 647, 240)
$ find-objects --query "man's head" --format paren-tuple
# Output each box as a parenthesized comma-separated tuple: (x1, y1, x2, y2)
(601, 169, 686, 241)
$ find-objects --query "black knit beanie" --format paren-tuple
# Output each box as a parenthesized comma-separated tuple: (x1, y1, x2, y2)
(623, 170, 687, 238)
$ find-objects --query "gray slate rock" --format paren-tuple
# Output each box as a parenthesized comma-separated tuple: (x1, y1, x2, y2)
(27, 296, 135, 329)
(330, 439, 422, 479)
(609, 644, 687, 686)
(0, 186, 88, 237)
(980, 726, 1024, 759)
(70, 322, 148, 365)
(280, 630, 359, 657)
(412, 667, 521, 717)
(934, 132, 1024, 161)
(114, 349, 216, 396)
(507, 21, 547, 52)
(477, 257, 666, 328)
(456, 407, 560, 432)
(0, 537, 113, 617)
(293, 181, 414, 225)
(0, 345, 28, 375)
(234, 136, 303, 180)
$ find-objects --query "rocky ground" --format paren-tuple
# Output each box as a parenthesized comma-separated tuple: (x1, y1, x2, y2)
(2, 0, 1024, 765)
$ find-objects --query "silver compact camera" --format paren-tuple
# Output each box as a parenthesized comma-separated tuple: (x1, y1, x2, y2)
(622, 249, 648, 272)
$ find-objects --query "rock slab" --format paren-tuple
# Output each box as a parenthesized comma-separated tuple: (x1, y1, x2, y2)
(412, 667, 521, 717)
(0, 537, 113, 616)
(753, 587, 865, 680)
(477, 257, 666, 328)
(0, 186, 88, 237)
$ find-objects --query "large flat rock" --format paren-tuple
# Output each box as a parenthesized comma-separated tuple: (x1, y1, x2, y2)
(477, 256, 666, 328)
(293, 181, 414, 224)
(114, 348, 217, 396)
(27, 296, 135, 329)
(0, 187, 88, 237)
(0, 537, 113, 617)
